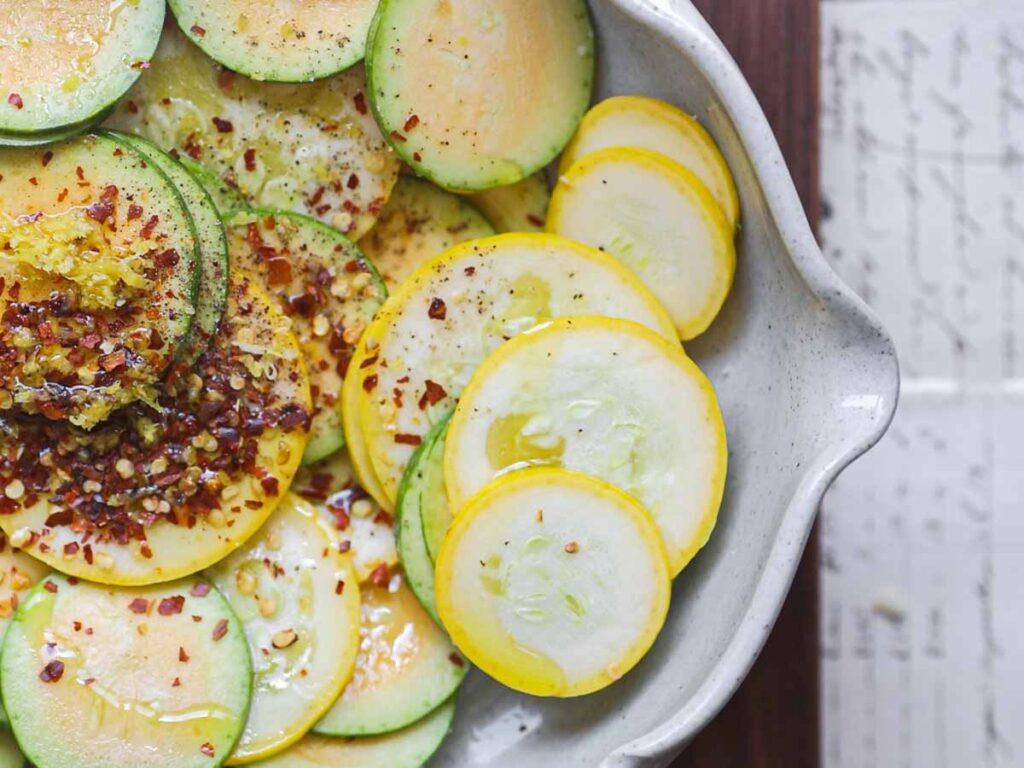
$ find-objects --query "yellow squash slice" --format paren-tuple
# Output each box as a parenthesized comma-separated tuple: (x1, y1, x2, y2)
(445, 317, 727, 576)
(466, 172, 551, 233)
(436, 468, 671, 697)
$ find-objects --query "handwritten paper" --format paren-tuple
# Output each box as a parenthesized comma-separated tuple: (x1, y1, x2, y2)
(820, 1, 1024, 766)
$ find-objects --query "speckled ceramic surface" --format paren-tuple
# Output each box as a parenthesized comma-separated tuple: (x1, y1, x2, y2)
(431, 1, 900, 766)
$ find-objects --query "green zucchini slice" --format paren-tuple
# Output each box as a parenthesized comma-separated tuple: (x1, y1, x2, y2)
(358, 178, 493, 290)
(0, 728, 22, 767)
(207, 494, 361, 764)
(0, 274, 312, 585)
(313, 581, 465, 737)
(0, 532, 49, 727)
(251, 699, 455, 768)
(366, 0, 594, 191)
(113, 133, 229, 365)
(225, 210, 386, 464)
(0, 132, 200, 428)
(179, 158, 252, 216)
(467, 172, 551, 233)
(167, 0, 380, 83)
(0, 1, 164, 138)
(1, 573, 252, 768)
(446, 317, 728, 577)
(292, 451, 398, 583)
(106, 24, 400, 240)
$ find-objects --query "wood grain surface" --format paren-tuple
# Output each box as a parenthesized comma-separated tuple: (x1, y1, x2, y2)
(671, 1, 821, 767)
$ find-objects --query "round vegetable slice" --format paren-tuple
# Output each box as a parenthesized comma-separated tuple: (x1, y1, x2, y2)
(446, 317, 728, 576)
(291, 451, 398, 583)
(0, 1, 164, 137)
(367, 0, 594, 191)
(0, 132, 200, 428)
(436, 468, 671, 697)
(106, 24, 400, 240)
(179, 158, 252, 215)
(358, 178, 494, 290)
(0, 274, 312, 585)
(466, 171, 550, 233)
(313, 580, 466, 737)
(548, 147, 736, 340)
(251, 699, 455, 768)
(207, 494, 361, 764)
(1, 573, 252, 768)
(225, 210, 386, 464)
(395, 414, 451, 622)
(559, 95, 740, 229)
(346, 233, 676, 507)
(168, 0, 380, 83)
(406, 414, 450, 565)
(0, 532, 49, 727)
(114, 133, 229, 365)
(0, 728, 22, 767)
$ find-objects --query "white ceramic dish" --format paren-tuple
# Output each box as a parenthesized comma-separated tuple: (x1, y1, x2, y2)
(431, 1, 899, 766)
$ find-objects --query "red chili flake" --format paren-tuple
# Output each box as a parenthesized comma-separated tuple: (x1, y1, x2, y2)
(179, 646, 190, 663)
(392, 388, 404, 408)
(172, 677, 181, 687)
(83, 544, 93, 564)
(389, 130, 407, 143)
(211, 116, 233, 133)
(86, 200, 113, 223)
(28, 176, 38, 186)
(261, 476, 280, 496)
(244, 148, 257, 172)
(79, 333, 101, 349)
(57, 187, 69, 202)
(43, 581, 57, 593)
(464, 266, 476, 276)
(428, 297, 447, 320)
(418, 380, 447, 410)
(449, 652, 465, 667)
(373, 510, 393, 526)
(39, 661, 64, 683)
(73, 621, 82, 632)
(369, 563, 389, 587)
(412, 151, 423, 163)
(360, 355, 378, 370)
(41, 151, 53, 167)
(265, 256, 292, 285)
(63, 542, 79, 556)
(362, 374, 378, 393)
(127, 203, 143, 220)
(68, 576, 79, 585)
(527, 214, 545, 227)
(190, 582, 210, 597)
(212, 619, 229, 641)
(129, 598, 150, 614)
(158, 596, 185, 615)
(131, 60, 151, 70)
(7, 93, 22, 109)
(127, 100, 139, 115)
(75, 166, 85, 181)
(200, 743, 215, 758)
(395, 433, 422, 446)
(354, 92, 367, 115)
(335, 580, 345, 595)
(346, 173, 360, 190)
(99, 349, 126, 372)
(404, 114, 420, 132)
(140, 215, 160, 238)
(337, 540, 352, 553)
(190, 25, 207, 36)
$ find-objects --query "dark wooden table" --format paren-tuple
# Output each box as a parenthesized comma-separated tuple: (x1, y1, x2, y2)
(671, 2, 821, 767)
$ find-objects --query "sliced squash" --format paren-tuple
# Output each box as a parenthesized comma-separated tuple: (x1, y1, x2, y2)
(0, 275, 312, 585)
(0, 728, 22, 767)
(0, 1, 165, 138)
(358, 178, 494, 290)
(1, 573, 252, 768)
(106, 24, 400, 240)
(560, 96, 739, 229)
(445, 317, 727, 576)
(313, 581, 466, 737)
(291, 451, 399, 583)
(168, 0, 380, 83)
(366, 0, 594, 190)
(467, 172, 550, 233)
(435, 468, 671, 697)
(180, 158, 252, 215)
(251, 699, 455, 768)
(347, 233, 676, 507)
(225, 210, 386, 464)
(0, 532, 49, 726)
(549, 147, 736, 339)
(208, 494, 361, 764)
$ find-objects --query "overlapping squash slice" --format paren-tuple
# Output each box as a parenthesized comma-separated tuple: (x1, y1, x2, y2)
(253, 699, 455, 768)
(314, 580, 465, 737)
(225, 210, 385, 464)
(0, 532, 49, 726)
(560, 95, 740, 229)
(436, 468, 671, 697)
(445, 317, 727, 576)
(107, 23, 399, 240)
(549, 147, 736, 340)
(0, 274, 311, 585)
(344, 233, 676, 508)
(358, 178, 494, 290)
(467, 171, 551, 233)
(1, 574, 252, 768)
(208, 494, 361, 764)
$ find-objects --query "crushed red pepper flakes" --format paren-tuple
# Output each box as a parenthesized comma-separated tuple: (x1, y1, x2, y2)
(389, 130, 407, 143)
(200, 743, 215, 758)
(354, 92, 367, 115)
(347, 173, 360, 190)
(369, 563, 389, 587)
(191, 25, 207, 36)
(527, 214, 545, 227)
(172, 677, 181, 687)
(564, 541, 579, 554)
(404, 114, 420, 132)
(129, 598, 150, 614)
(335, 580, 346, 595)
(158, 595, 185, 615)
(394, 433, 422, 446)
(449, 653, 465, 667)
(39, 661, 64, 683)
(179, 646, 190, 663)
(418, 380, 447, 410)
(428, 297, 447, 320)
(244, 148, 257, 172)
(412, 151, 423, 163)
(212, 618, 229, 641)
(190, 581, 211, 597)
(212, 116, 233, 133)
(41, 151, 53, 167)
(43, 581, 57, 593)
(362, 374, 378, 393)
(7, 93, 23, 109)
